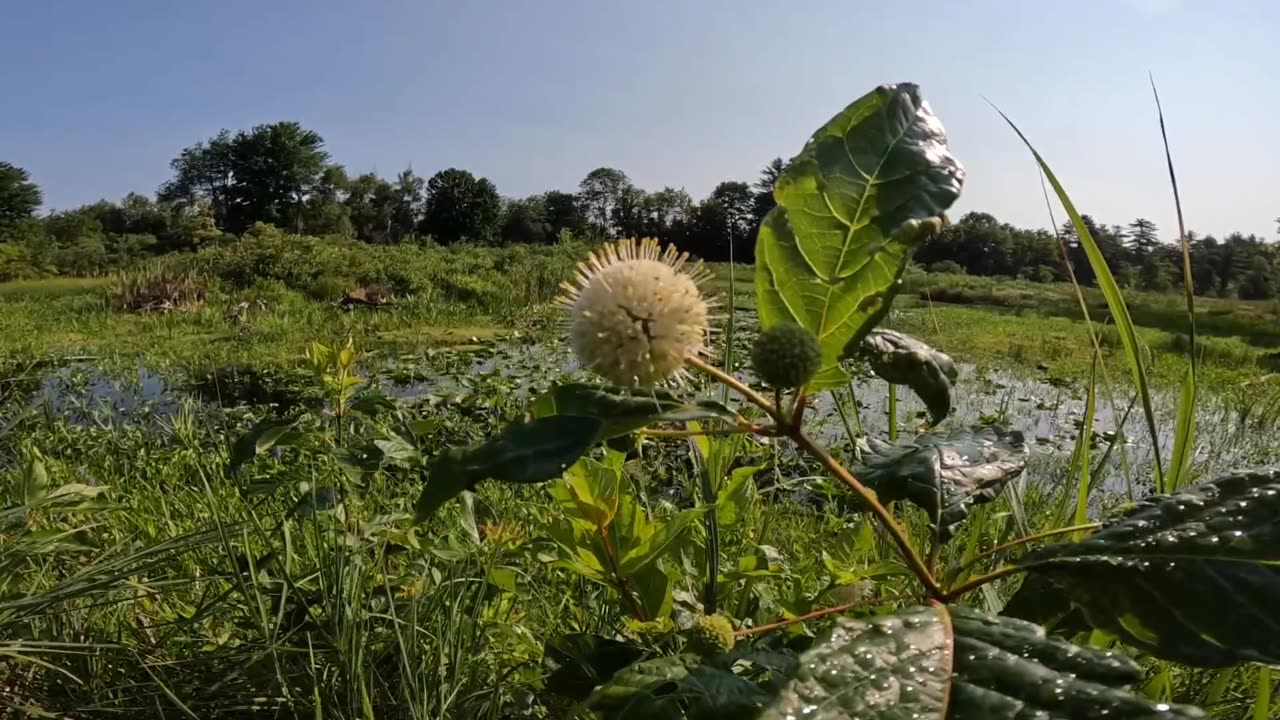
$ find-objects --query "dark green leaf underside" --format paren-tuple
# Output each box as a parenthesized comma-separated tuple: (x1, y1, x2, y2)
(1016, 467, 1280, 668)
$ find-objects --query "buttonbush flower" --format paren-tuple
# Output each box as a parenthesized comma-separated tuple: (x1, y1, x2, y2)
(557, 238, 713, 386)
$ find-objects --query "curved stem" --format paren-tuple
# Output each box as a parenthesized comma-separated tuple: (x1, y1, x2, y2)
(686, 356, 780, 422)
(736, 592, 915, 637)
(948, 522, 1101, 581)
(941, 564, 1024, 602)
(688, 354, 940, 598)
(637, 427, 757, 438)
(789, 430, 942, 598)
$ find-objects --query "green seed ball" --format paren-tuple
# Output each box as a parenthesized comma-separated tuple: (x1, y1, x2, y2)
(751, 323, 822, 389)
(687, 614, 735, 657)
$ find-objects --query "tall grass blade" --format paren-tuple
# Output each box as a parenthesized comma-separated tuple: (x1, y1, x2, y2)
(1151, 76, 1198, 491)
(1038, 167, 1135, 499)
(1070, 350, 1099, 532)
(887, 384, 898, 442)
(996, 104, 1166, 491)
(1254, 666, 1272, 720)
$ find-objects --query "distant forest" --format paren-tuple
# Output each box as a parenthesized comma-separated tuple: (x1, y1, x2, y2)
(2, 120, 1278, 298)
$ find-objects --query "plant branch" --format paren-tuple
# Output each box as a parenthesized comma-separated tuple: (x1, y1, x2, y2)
(736, 592, 915, 637)
(687, 355, 780, 422)
(689, 353, 940, 597)
(637, 426, 760, 438)
(941, 564, 1024, 602)
(789, 430, 942, 598)
(948, 522, 1101, 581)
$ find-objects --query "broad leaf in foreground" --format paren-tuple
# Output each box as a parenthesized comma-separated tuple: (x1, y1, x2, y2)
(758, 605, 950, 720)
(857, 329, 958, 424)
(853, 426, 1028, 541)
(1015, 467, 1280, 667)
(755, 83, 964, 389)
(947, 606, 1201, 719)
(414, 414, 603, 520)
(758, 605, 1200, 720)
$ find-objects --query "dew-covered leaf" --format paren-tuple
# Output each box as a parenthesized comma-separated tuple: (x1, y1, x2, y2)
(532, 383, 738, 439)
(758, 605, 951, 720)
(853, 426, 1028, 542)
(755, 83, 964, 389)
(414, 414, 604, 521)
(1015, 467, 1280, 667)
(947, 606, 1202, 719)
(856, 329, 958, 424)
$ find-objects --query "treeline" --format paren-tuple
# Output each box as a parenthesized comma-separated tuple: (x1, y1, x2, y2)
(1, 120, 1278, 298)
(917, 212, 1280, 299)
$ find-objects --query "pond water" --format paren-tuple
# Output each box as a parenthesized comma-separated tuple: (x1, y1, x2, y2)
(6, 329, 1277, 496)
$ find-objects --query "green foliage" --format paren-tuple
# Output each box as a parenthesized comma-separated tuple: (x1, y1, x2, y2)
(1012, 467, 1280, 668)
(421, 168, 503, 244)
(0, 161, 42, 225)
(545, 451, 705, 620)
(750, 323, 822, 389)
(755, 83, 964, 389)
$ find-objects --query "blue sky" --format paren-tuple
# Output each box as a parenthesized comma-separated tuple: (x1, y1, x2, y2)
(2, 0, 1276, 239)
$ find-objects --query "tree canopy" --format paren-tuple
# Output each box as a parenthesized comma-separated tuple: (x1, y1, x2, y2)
(3, 124, 1278, 297)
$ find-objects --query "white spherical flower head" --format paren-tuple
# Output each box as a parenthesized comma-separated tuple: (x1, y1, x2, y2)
(558, 238, 714, 387)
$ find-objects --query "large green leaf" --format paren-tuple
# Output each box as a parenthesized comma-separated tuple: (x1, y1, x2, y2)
(757, 605, 1200, 720)
(532, 383, 738, 439)
(414, 414, 603, 521)
(755, 83, 964, 389)
(759, 605, 950, 720)
(853, 426, 1028, 542)
(228, 417, 306, 475)
(946, 606, 1202, 719)
(857, 329, 958, 424)
(1015, 467, 1280, 668)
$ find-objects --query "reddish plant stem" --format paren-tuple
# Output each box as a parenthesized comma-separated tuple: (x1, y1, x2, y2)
(737, 592, 916, 637)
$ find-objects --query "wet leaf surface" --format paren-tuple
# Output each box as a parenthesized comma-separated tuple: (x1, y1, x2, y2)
(1015, 466, 1280, 667)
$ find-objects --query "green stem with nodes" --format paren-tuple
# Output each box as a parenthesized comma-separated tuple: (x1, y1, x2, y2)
(687, 356, 781, 423)
(686, 355, 943, 599)
(887, 384, 898, 441)
(948, 522, 1102, 583)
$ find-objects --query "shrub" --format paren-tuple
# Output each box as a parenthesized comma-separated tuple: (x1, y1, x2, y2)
(108, 265, 208, 313)
(1030, 265, 1057, 284)
(306, 274, 352, 302)
(927, 260, 964, 275)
